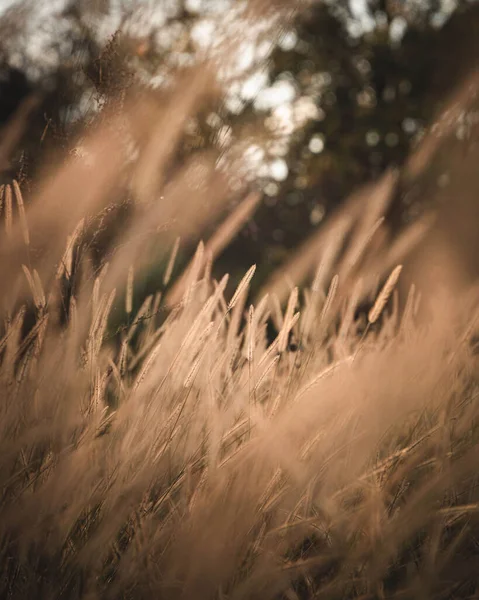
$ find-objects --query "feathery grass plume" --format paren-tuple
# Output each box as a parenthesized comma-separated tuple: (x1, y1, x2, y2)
(183, 241, 205, 306)
(258, 336, 279, 367)
(17, 313, 49, 380)
(414, 289, 422, 318)
(247, 304, 255, 363)
(163, 236, 180, 286)
(300, 430, 324, 461)
(253, 354, 280, 393)
(125, 294, 153, 342)
(22, 265, 44, 310)
(257, 467, 284, 510)
(220, 417, 250, 449)
(132, 337, 163, 392)
(228, 264, 256, 311)
(0, 184, 4, 216)
(89, 366, 109, 412)
(87, 288, 116, 363)
(91, 262, 110, 316)
(320, 273, 339, 324)
(137, 294, 162, 334)
(0, 329, 9, 356)
(227, 297, 246, 356)
(3, 183, 12, 237)
(56, 217, 84, 280)
(183, 278, 229, 347)
(67, 294, 77, 336)
(281, 311, 300, 351)
(184, 345, 208, 388)
(188, 467, 209, 513)
(155, 290, 223, 393)
(368, 265, 403, 324)
(95, 288, 117, 349)
(278, 287, 298, 353)
(2, 305, 26, 380)
(254, 293, 270, 324)
(58, 235, 74, 282)
(13, 315, 48, 370)
(12, 180, 29, 246)
(294, 356, 353, 402)
(32, 269, 46, 309)
(216, 280, 229, 317)
(118, 337, 129, 377)
(150, 290, 163, 323)
(203, 249, 213, 284)
(126, 264, 134, 315)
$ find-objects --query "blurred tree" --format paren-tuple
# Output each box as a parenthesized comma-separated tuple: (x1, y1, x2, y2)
(226, 0, 479, 256)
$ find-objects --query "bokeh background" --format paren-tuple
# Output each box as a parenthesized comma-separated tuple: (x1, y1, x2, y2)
(1, 0, 478, 294)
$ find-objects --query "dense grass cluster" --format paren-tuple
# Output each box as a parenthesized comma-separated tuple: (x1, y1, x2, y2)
(1, 77, 479, 600)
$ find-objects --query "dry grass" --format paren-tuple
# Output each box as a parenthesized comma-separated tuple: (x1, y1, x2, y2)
(0, 71, 479, 600)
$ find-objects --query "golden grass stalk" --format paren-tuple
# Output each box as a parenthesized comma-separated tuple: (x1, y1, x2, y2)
(294, 356, 353, 402)
(228, 264, 256, 311)
(163, 236, 181, 286)
(2, 305, 26, 380)
(22, 265, 45, 310)
(56, 218, 84, 280)
(258, 336, 279, 368)
(183, 241, 205, 305)
(125, 294, 153, 342)
(247, 304, 255, 363)
(4, 183, 12, 238)
(184, 344, 209, 388)
(133, 338, 163, 392)
(126, 265, 134, 315)
(278, 287, 298, 353)
(320, 274, 339, 324)
(368, 265, 403, 325)
(32, 268, 46, 309)
(12, 180, 29, 247)
(253, 354, 280, 393)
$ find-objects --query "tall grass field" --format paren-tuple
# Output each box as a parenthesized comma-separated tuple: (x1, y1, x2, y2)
(0, 67, 479, 600)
